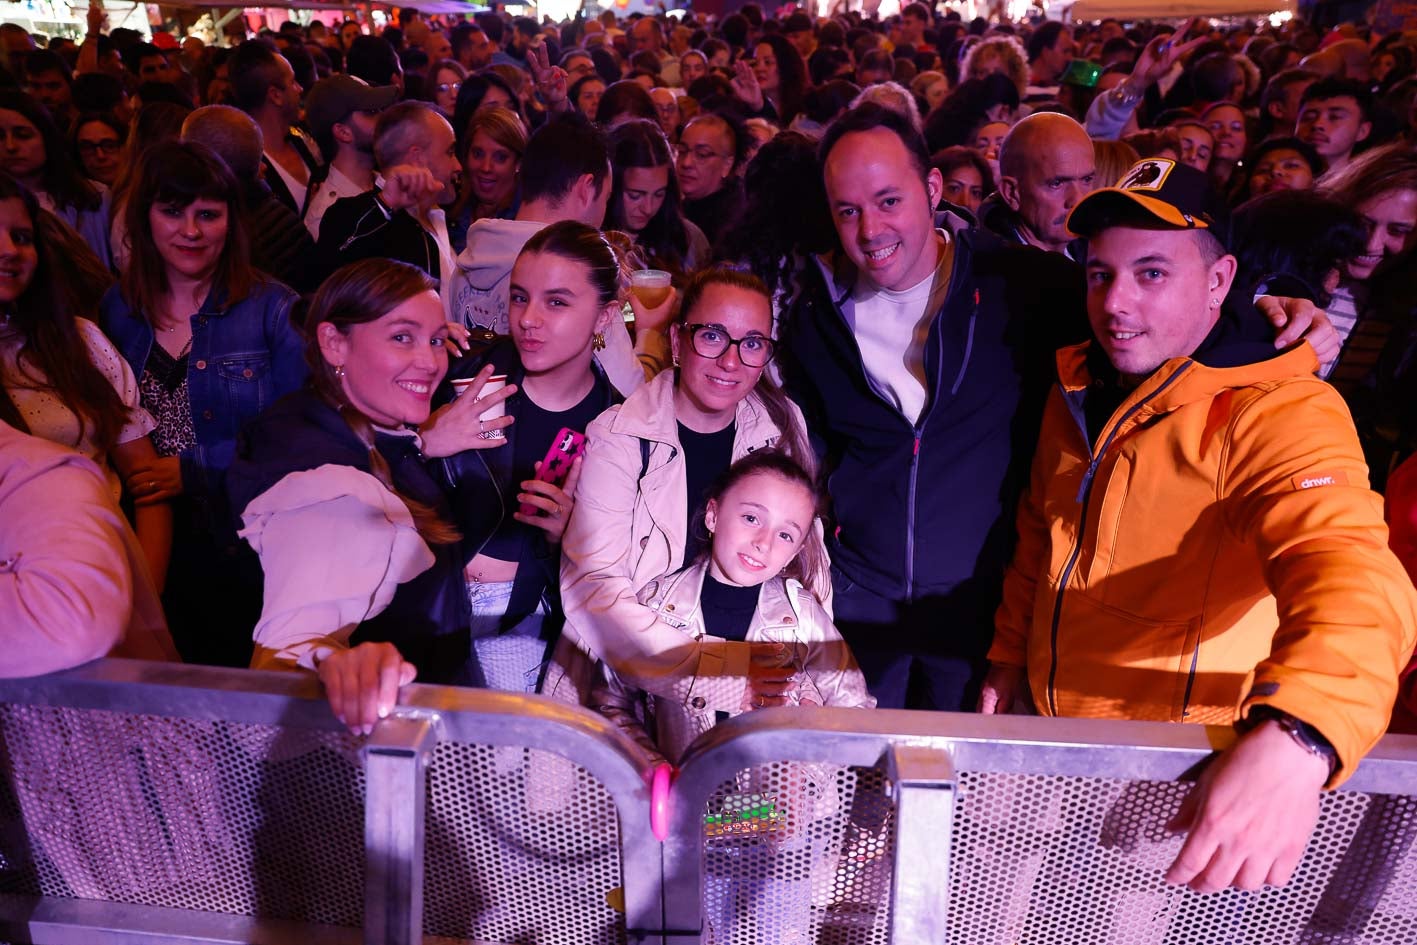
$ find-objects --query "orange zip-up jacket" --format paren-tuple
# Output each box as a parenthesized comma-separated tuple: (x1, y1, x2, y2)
(990, 341, 1417, 787)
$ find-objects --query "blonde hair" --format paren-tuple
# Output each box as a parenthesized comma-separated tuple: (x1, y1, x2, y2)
(961, 35, 1029, 98)
(1093, 139, 1142, 187)
(462, 104, 529, 160)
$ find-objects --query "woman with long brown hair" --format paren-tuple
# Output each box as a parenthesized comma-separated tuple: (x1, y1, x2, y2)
(228, 258, 514, 732)
(100, 140, 303, 667)
(0, 92, 112, 264)
(0, 173, 172, 587)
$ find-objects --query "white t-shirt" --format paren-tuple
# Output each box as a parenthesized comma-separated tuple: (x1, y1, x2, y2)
(265, 149, 309, 216)
(0, 318, 156, 499)
(851, 236, 952, 425)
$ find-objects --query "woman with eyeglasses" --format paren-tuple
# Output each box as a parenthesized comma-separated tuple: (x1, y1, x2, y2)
(425, 59, 467, 117)
(0, 91, 112, 265)
(555, 268, 819, 705)
(71, 112, 126, 187)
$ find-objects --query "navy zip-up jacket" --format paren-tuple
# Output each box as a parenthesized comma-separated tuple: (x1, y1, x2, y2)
(779, 219, 1088, 652)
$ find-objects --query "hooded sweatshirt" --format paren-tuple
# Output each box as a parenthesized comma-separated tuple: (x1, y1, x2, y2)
(448, 218, 547, 335)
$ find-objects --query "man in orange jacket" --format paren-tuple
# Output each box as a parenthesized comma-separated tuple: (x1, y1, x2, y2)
(980, 158, 1417, 894)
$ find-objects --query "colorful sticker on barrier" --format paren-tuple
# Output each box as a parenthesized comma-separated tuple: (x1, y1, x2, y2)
(704, 793, 786, 838)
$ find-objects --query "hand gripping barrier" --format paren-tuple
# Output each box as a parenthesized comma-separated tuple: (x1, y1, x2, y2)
(0, 661, 1414, 944)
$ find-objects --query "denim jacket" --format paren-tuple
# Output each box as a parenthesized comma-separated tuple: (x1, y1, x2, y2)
(99, 279, 306, 506)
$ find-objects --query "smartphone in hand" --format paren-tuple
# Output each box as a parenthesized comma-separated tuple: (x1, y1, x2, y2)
(519, 428, 586, 518)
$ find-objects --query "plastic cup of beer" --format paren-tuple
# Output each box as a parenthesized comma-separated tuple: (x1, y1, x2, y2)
(630, 269, 673, 310)
(452, 373, 507, 439)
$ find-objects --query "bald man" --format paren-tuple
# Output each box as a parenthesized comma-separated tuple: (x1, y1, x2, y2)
(979, 112, 1098, 259)
(181, 105, 317, 291)
(313, 102, 459, 286)
(1299, 40, 1369, 83)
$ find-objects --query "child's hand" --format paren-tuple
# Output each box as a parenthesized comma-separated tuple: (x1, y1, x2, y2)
(745, 642, 795, 709)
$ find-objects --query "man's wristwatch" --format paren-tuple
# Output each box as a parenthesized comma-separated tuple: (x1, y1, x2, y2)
(1242, 706, 1339, 777)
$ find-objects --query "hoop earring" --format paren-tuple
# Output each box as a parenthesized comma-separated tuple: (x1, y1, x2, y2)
(592, 331, 606, 352)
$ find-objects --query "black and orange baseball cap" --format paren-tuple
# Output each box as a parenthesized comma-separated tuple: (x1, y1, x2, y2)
(1067, 158, 1216, 237)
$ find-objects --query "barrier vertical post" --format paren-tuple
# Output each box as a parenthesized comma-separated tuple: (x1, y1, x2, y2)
(364, 712, 440, 945)
(886, 744, 956, 943)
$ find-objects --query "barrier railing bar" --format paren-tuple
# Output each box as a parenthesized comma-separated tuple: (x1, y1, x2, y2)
(364, 712, 440, 945)
(0, 893, 368, 945)
(0, 661, 666, 944)
(0, 659, 342, 730)
(886, 745, 957, 945)
(675, 708, 1417, 795)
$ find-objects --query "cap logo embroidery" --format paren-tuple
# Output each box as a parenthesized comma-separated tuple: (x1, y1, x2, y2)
(1118, 158, 1176, 192)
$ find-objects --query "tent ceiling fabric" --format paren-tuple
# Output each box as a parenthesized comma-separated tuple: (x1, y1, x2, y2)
(162, 0, 482, 10)
(1067, 0, 1294, 19)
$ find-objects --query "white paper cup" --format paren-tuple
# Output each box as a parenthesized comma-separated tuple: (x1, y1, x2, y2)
(474, 374, 507, 439)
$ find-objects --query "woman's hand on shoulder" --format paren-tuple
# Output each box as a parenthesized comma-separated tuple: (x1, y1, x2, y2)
(514, 456, 584, 543)
(419, 364, 516, 458)
(317, 641, 417, 735)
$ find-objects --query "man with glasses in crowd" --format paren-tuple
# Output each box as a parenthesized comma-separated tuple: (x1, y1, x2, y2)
(676, 113, 743, 247)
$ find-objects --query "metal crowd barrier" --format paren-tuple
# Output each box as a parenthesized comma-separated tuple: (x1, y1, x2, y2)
(0, 660, 1413, 945)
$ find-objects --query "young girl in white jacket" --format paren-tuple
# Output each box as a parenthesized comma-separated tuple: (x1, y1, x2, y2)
(592, 449, 874, 762)
(594, 449, 874, 944)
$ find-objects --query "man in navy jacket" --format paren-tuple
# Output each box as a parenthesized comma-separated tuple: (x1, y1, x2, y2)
(779, 103, 1088, 711)
(779, 104, 1332, 711)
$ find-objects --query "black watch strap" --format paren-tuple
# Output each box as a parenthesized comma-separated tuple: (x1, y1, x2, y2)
(1243, 706, 1339, 776)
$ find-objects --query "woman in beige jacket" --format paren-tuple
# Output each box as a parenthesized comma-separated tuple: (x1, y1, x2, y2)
(554, 268, 819, 705)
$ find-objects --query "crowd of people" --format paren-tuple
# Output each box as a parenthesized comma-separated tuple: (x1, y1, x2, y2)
(2, 0, 1417, 909)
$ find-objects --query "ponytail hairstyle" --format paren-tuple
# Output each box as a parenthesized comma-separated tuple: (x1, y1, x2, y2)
(518, 219, 622, 308)
(301, 259, 460, 546)
(677, 267, 816, 480)
(699, 449, 829, 601)
(0, 174, 127, 453)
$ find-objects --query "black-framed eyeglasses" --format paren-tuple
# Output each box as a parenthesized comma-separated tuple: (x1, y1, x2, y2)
(684, 323, 775, 367)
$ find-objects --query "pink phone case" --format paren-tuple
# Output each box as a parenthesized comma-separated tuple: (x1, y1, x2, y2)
(519, 428, 587, 518)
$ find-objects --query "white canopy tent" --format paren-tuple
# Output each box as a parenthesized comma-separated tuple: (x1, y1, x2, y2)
(1065, 0, 1295, 20)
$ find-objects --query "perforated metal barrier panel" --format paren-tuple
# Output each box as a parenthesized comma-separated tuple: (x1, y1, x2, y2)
(700, 762, 896, 945)
(0, 666, 1414, 945)
(0, 703, 365, 927)
(948, 770, 1417, 945)
(423, 742, 627, 944)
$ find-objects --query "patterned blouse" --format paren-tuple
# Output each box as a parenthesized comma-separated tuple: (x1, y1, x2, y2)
(140, 342, 197, 459)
